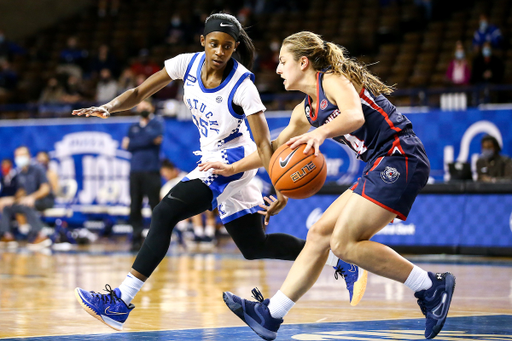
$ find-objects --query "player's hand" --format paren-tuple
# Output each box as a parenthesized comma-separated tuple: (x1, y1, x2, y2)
(198, 161, 236, 176)
(258, 192, 288, 225)
(72, 106, 110, 119)
(286, 130, 326, 156)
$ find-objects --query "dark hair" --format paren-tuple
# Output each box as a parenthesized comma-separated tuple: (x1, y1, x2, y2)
(283, 31, 394, 96)
(481, 135, 501, 153)
(205, 13, 255, 70)
(161, 159, 176, 170)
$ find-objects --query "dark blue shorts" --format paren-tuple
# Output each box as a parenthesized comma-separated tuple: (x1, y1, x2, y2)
(351, 134, 430, 220)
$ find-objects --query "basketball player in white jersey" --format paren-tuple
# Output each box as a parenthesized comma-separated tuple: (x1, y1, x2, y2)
(71, 13, 356, 331)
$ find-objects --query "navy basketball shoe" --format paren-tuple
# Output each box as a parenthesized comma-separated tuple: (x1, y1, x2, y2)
(75, 284, 134, 331)
(223, 288, 283, 341)
(414, 272, 456, 339)
(334, 259, 368, 306)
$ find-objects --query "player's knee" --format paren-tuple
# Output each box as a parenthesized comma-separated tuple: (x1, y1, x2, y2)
(306, 221, 331, 247)
(149, 201, 178, 231)
(330, 238, 355, 263)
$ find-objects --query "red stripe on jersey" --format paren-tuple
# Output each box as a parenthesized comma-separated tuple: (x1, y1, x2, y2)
(387, 135, 409, 180)
(359, 89, 402, 133)
(361, 181, 407, 221)
(368, 156, 384, 173)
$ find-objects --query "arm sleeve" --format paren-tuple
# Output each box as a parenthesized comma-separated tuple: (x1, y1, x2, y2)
(232, 77, 266, 116)
(164, 53, 195, 80)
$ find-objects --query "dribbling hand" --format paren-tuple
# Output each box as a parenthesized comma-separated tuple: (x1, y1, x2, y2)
(287, 130, 326, 156)
(72, 106, 111, 119)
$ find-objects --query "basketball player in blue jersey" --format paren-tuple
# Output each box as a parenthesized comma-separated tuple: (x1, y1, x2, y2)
(70, 15, 352, 331)
(203, 31, 455, 340)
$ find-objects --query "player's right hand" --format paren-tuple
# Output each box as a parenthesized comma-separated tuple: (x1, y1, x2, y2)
(198, 161, 236, 176)
(72, 106, 110, 119)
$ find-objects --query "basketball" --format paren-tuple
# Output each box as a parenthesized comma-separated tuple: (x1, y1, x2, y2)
(269, 144, 327, 199)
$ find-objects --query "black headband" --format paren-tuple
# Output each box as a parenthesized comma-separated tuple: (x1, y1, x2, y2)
(204, 18, 240, 41)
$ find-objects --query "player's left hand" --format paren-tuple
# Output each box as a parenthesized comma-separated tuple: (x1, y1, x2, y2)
(72, 106, 110, 119)
(287, 130, 326, 156)
(258, 192, 288, 225)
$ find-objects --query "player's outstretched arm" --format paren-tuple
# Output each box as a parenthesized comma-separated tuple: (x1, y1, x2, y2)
(72, 68, 172, 119)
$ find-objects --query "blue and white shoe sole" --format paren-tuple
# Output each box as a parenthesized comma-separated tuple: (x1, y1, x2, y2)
(74, 288, 124, 331)
(426, 273, 456, 339)
(223, 292, 277, 341)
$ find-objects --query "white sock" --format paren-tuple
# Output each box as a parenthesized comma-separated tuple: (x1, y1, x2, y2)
(326, 250, 339, 267)
(404, 266, 432, 292)
(204, 225, 215, 238)
(118, 273, 144, 304)
(193, 225, 204, 237)
(267, 290, 295, 319)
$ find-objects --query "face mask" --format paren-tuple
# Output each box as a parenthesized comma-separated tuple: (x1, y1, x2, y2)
(15, 156, 30, 168)
(0, 35, 4, 43)
(455, 51, 464, 59)
(479, 21, 488, 32)
(140, 110, 150, 118)
(482, 47, 491, 57)
(481, 148, 494, 159)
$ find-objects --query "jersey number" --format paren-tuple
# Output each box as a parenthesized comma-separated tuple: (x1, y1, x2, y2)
(344, 134, 367, 154)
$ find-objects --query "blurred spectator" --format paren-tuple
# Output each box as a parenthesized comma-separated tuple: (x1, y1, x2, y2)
(445, 40, 471, 86)
(472, 13, 503, 53)
(36, 151, 59, 194)
(471, 42, 504, 84)
(39, 77, 65, 104)
(476, 135, 512, 182)
(57, 36, 88, 79)
(135, 73, 147, 87)
(89, 44, 118, 79)
(0, 29, 25, 62)
(61, 75, 84, 104)
(160, 159, 187, 200)
(165, 14, 187, 45)
(259, 38, 280, 71)
(122, 99, 164, 251)
(0, 59, 18, 102)
(98, 0, 120, 17)
(117, 68, 136, 94)
(96, 68, 118, 103)
(130, 49, 159, 78)
(0, 146, 54, 249)
(0, 159, 17, 198)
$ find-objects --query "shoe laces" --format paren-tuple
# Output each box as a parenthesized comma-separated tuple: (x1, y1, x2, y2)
(251, 287, 264, 303)
(417, 298, 427, 316)
(334, 268, 346, 281)
(90, 284, 120, 304)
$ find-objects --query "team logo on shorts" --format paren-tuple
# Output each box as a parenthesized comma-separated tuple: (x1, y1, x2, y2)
(320, 99, 328, 110)
(380, 166, 400, 184)
(216, 96, 223, 103)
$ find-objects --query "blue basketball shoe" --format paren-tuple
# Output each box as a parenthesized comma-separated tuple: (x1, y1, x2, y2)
(223, 288, 283, 340)
(334, 259, 368, 306)
(414, 272, 456, 339)
(75, 284, 134, 331)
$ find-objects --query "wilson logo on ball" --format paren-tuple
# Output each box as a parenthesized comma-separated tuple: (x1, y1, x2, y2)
(290, 161, 317, 182)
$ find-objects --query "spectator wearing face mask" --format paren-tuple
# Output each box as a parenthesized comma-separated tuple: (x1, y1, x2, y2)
(122, 99, 164, 252)
(0, 146, 54, 249)
(445, 40, 471, 86)
(476, 135, 512, 182)
(96, 68, 118, 103)
(472, 13, 503, 53)
(471, 42, 504, 84)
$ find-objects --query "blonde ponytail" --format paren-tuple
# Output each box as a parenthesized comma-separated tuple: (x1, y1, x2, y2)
(283, 31, 394, 96)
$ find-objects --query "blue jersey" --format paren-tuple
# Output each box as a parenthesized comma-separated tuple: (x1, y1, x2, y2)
(304, 72, 413, 163)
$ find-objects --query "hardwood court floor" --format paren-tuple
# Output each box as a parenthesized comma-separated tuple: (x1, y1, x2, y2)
(1, 240, 512, 340)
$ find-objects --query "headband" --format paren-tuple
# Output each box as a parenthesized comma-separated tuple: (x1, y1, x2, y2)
(204, 18, 240, 41)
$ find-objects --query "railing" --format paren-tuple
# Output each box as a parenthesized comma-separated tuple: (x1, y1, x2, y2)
(1, 84, 512, 116)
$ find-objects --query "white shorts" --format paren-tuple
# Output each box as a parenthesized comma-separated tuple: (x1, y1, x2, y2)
(182, 143, 264, 224)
